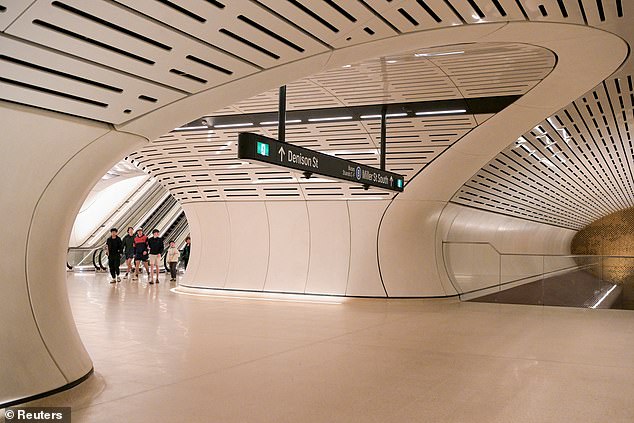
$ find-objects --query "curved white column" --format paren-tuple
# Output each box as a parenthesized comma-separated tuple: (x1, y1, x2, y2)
(378, 23, 627, 296)
(0, 102, 147, 406)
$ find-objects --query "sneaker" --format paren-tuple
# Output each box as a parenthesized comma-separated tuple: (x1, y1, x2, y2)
(110, 279, 116, 284)
(116, 276, 121, 282)
(149, 280, 154, 285)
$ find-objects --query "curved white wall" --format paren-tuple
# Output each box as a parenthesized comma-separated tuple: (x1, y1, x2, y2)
(181, 23, 626, 298)
(180, 200, 387, 297)
(0, 101, 147, 405)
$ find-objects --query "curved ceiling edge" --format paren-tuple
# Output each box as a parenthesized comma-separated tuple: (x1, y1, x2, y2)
(393, 22, 628, 203)
(116, 23, 507, 141)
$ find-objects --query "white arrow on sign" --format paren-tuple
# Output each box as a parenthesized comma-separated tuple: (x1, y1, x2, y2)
(389, 176, 393, 185)
(278, 146, 285, 161)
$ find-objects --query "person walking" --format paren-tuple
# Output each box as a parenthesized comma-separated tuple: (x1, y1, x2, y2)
(122, 226, 135, 278)
(105, 228, 123, 284)
(132, 228, 149, 281)
(147, 229, 164, 285)
(181, 236, 191, 270)
(166, 240, 180, 282)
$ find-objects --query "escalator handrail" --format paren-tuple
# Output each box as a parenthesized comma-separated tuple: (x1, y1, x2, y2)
(92, 248, 100, 271)
(98, 248, 107, 271)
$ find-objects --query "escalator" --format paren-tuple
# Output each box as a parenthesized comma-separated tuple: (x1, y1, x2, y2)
(77, 179, 166, 249)
(68, 177, 188, 272)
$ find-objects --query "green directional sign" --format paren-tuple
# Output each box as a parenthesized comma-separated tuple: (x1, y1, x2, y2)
(256, 141, 269, 157)
(238, 132, 404, 192)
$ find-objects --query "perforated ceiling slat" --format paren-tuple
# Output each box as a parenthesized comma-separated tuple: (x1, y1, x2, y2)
(6, 0, 259, 93)
(214, 42, 551, 115)
(129, 113, 482, 203)
(378, 0, 462, 32)
(453, 71, 634, 229)
(0, 34, 183, 122)
(125, 43, 556, 204)
(445, 0, 523, 23)
(515, 0, 586, 24)
(0, 0, 35, 31)
(114, 0, 329, 67)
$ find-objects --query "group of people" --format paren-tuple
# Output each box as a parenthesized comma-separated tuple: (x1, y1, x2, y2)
(105, 227, 191, 285)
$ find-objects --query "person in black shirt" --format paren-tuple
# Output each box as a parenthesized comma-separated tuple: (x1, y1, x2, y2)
(147, 229, 164, 285)
(105, 228, 123, 283)
(122, 227, 135, 278)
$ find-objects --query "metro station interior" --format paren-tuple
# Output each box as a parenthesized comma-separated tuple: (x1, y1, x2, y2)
(3, 0, 634, 421)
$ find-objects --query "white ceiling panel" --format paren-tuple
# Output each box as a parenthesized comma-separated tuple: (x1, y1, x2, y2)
(452, 71, 634, 229)
(114, 0, 329, 68)
(6, 0, 259, 93)
(207, 42, 552, 116)
(0, 34, 183, 123)
(0, 0, 36, 31)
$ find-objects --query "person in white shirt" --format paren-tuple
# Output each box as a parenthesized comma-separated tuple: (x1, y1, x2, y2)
(166, 240, 180, 282)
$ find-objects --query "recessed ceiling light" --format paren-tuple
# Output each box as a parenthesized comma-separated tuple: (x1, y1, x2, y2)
(414, 51, 464, 57)
(342, 64, 351, 68)
(386, 60, 397, 63)
(308, 116, 353, 122)
(360, 113, 408, 119)
(173, 125, 208, 131)
(213, 123, 254, 128)
(415, 109, 466, 116)
(259, 119, 302, 125)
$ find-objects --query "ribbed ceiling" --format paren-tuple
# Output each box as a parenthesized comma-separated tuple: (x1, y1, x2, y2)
(0, 0, 627, 124)
(0, 0, 632, 223)
(128, 43, 554, 203)
(452, 74, 634, 230)
(211, 43, 555, 115)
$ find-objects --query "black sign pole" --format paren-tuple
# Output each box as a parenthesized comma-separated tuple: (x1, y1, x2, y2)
(278, 85, 286, 143)
(380, 105, 387, 171)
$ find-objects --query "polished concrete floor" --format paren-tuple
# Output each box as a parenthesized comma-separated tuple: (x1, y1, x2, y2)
(17, 272, 634, 422)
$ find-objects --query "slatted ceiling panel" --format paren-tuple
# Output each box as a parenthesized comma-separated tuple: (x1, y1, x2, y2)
(0, 0, 35, 31)
(520, 0, 587, 23)
(327, 1, 399, 47)
(285, 81, 344, 110)
(377, 0, 462, 32)
(130, 112, 489, 203)
(7, 0, 259, 94)
(0, 34, 184, 122)
(584, 86, 634, 200)
(255, 0, 398, 48)
(453, 73, 634, 229)
(213, 42, 551, 116)
(567, 99, 631, 208)
(430, 45, 555, 98)
(115, 0, 328, 67)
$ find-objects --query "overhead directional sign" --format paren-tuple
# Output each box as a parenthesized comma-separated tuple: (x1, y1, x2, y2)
(238, 132, 404, 192)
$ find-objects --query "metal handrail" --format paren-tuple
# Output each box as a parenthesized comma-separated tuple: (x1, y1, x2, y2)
(442, 241, 632, 306)
(441, 241, 634, 259)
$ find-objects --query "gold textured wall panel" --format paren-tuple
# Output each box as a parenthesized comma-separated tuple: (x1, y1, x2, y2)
(572, 207, 634, 308)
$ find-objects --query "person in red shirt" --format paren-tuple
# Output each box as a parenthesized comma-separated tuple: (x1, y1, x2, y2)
(132, 228, 150, 280)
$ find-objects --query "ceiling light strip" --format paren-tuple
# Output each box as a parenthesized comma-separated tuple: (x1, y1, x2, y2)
(415, 109, 466, 116)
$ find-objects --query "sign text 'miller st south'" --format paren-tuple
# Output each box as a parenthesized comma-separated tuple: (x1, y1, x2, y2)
(237, 133, 404, 192)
